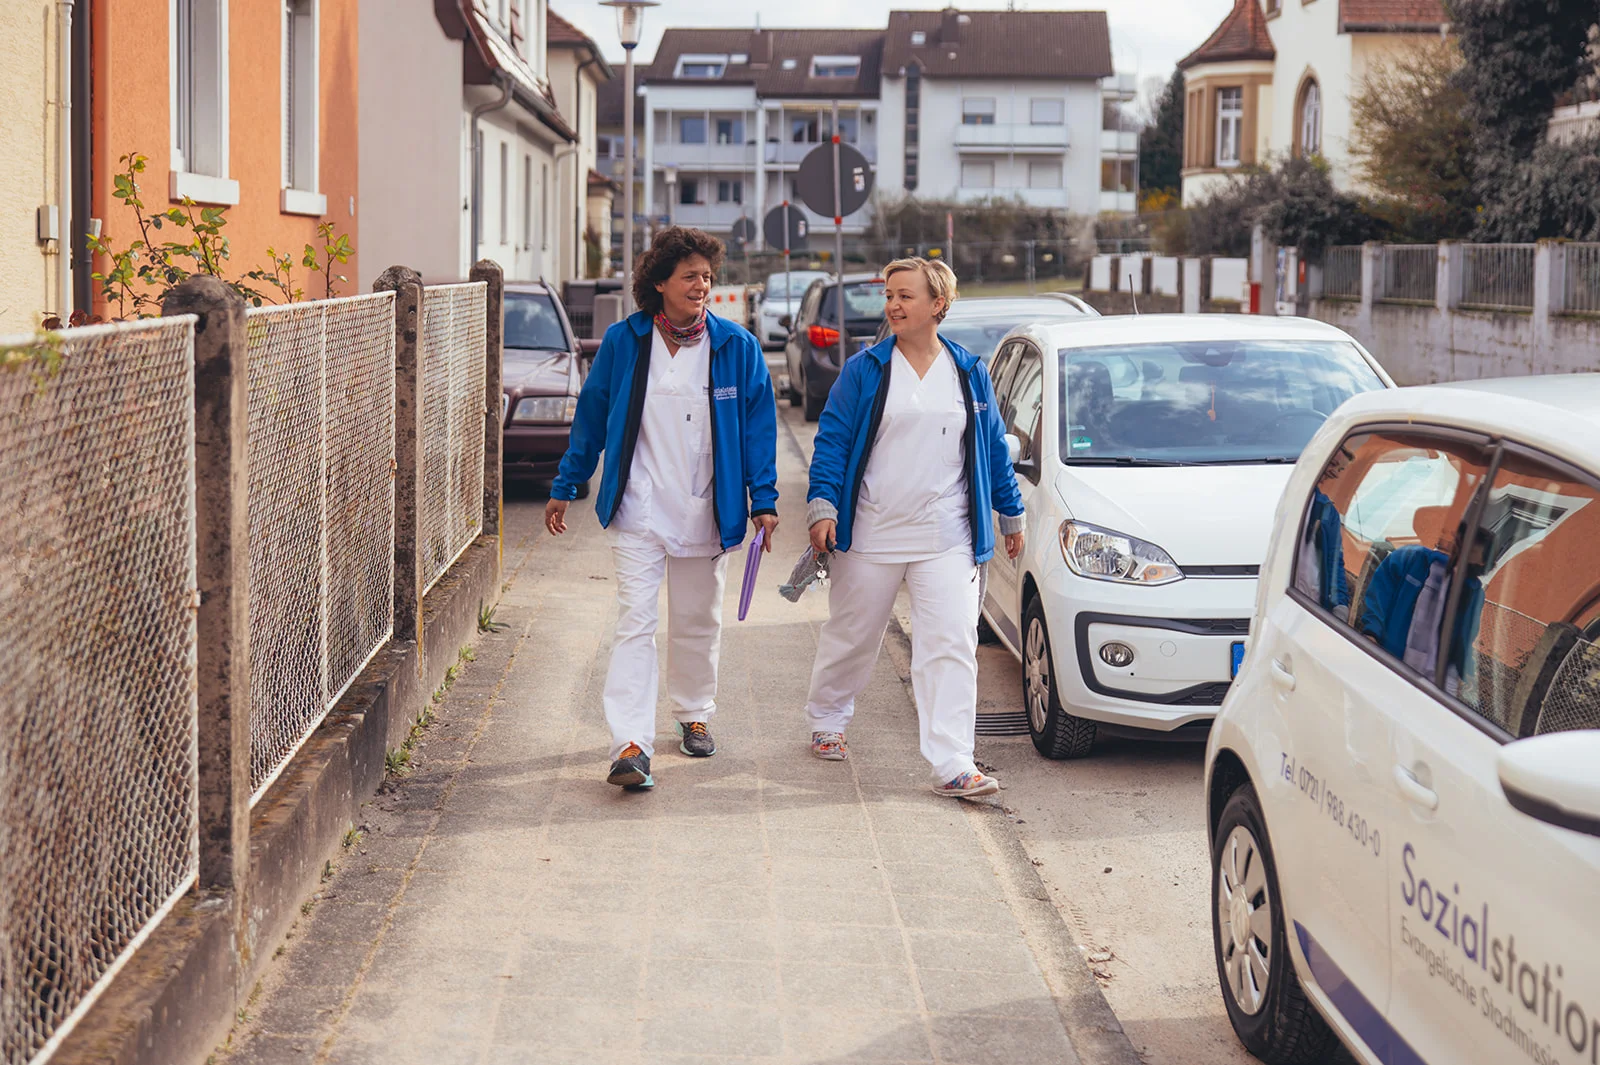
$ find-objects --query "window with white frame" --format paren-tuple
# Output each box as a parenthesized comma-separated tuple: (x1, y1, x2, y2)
(962, 98, 996, 126)
(282, 0, 319, 209)
(499, 142, 509, 244)
(961, 160, 994, 188)
(679, 178, 702, 205)
(522, 154, 532, 246)
(716, 179, 742, 204)
(540, 163, 549, 250)
(810, 56, 860, 78)
(1028, 160, 1062, 188)
(172, 0, 232, 195)
(676, 54, 728, 78)
(910, 29, 926, 45)
(1029, 97, 1064, 125)
(1298, 78, 1322, 156)
(680, 115, 707, 144)
(1216, 87, 1243, 166)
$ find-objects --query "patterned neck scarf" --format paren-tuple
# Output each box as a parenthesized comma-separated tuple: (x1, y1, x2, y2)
(654, 310, 707, 348)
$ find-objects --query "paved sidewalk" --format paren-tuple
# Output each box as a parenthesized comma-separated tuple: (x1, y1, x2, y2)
(217, 418, 1133, 1065)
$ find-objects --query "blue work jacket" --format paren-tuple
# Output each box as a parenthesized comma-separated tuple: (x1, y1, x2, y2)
(550, 311, 779, 550)
(805, 334, 1025, 564)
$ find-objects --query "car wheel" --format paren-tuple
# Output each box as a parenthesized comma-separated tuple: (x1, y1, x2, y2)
(803, 386, 824, 422)
(1022, 597, 1096, 759)
(1212, 785, 1338, 1064)
(977, 614, 1001, 645)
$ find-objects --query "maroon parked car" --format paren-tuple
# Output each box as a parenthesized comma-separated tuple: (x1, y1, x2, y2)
(501, 281, 598, 495)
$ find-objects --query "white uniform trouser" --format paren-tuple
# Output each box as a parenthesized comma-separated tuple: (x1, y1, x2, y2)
(804, 550, 981, 783)
(603, 539, 728, 759)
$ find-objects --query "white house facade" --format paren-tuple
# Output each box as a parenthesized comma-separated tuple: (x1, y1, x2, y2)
(1180, 0, 1448, 206)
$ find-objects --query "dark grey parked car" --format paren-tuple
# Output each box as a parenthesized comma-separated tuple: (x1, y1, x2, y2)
(500, 281, 598, 494)
(782, 273, 886, 421)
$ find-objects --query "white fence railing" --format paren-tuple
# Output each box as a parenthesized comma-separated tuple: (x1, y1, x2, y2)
(1380, 244, 1438, 304)
(419, 283, 488, 594)
(1565, 243, 1600, 315)
(1323, 246, 1362, 300)
(0, 319, 201, 1065)
(244, 293, 398, 799)
(1461, 243, 1536, 312)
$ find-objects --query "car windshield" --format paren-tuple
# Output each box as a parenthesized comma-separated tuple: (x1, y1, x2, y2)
(505, 292, 568, 351)
(765, 273, 823, 299)
(1058, 339, 1385, 465)
(939, 313, 1084, 363)
(821, 281, 887, 327)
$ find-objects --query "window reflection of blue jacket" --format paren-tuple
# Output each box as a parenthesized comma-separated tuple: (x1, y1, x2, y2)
(1308, 491, 1350, 612)
(1360, 545, 1447, 659)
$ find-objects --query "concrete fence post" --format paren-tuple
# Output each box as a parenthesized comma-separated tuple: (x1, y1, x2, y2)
(1200, 257, 1214, 304)
(1141, 257, 1153, 296)
(1436, 241, 1462, 312)
(1545, 240, 1569, 315)
(470, 259, 504, 543)
(1181, 258, 1202, 314)
(1533, 239, 1559, 360)
(162, 277, 251, 913)
(1359, 242, 1382, 336)
(375, 266, 424, 646)
(1109, 256, 1120, 293)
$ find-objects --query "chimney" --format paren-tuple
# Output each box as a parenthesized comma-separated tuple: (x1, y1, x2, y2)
(940, 6, 961, 45)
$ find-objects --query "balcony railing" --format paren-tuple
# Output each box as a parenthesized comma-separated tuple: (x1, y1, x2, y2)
(955, 123, 1069, 152)
(653, 141, 757, 168)
(763, 140, 878, 166)
(1099, 129, 1138, 154)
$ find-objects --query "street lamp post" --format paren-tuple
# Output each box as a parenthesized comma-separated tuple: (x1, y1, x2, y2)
(663, 167, 677, 227)
(601, 0, 658, 316)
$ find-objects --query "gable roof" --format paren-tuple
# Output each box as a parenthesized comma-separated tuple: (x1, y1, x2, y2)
(547, 9, 614, 78)
(1178, 0, 1275, 70)
(646, 27, 884, 99)
(1338, 0, 1448, 31)
(881, 9, 1113, 80)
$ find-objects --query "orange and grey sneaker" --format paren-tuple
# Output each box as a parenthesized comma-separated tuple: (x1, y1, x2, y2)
(607, 743, 653, 789)
(932, 770, 1000, 799)
(811, 731, 848, 761)
(675, 721, 716, 757)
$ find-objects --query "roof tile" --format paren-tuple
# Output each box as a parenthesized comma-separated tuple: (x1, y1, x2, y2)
(647, 27, 885, 98)
(1179, 0, 1274, 70)
(881, 9, 1113, 80)
(1338, 0, 1448, 30)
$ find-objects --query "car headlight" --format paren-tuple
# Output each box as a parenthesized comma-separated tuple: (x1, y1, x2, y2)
(510, 395, 577, 424)
(1059, 520, 1183, 585)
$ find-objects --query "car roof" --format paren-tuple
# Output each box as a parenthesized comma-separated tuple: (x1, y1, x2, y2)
(946, 298, 1094, 321)
(1026, 313, 1358, 348)
(1323, 374, 1600, 474)
(504, 281, 554, 297)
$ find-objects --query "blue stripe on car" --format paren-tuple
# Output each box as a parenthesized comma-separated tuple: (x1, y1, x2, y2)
(1293, 921, 1427, 1065)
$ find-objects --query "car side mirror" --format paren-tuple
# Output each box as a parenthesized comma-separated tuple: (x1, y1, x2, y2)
(1498, 732, 1600, 837)
(778, 314, 792, 330)
(1004, 433, 1023, 466)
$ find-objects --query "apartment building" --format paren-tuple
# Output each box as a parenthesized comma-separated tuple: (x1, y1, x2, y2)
(876, 10, 1131, 215)
(642, 28, 885, 246)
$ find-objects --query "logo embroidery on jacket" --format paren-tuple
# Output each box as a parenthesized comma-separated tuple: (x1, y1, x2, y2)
(713, 385, 739, 401)
(973, 400, 989, 412)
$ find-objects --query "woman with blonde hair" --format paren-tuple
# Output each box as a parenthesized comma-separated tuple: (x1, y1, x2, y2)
(803, 257, 1024, 797)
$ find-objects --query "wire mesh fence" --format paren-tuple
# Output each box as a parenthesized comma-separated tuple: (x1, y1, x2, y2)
(0, 319, 200, 1065)
(245, 293, 396, 799)
(1380, 245, 1438, 304)
(1536, 635, 1600, 735)
(1564, 243, 1600, 315)
(1461, 243, 1535, 311)
(1322, 246, 1362, 300)
(419, 283, 487, 595)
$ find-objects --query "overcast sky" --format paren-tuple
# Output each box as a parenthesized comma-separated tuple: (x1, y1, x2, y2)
(556, 0, 1236, 105)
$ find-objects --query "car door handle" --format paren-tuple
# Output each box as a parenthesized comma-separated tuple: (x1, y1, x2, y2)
(1270, 658, 1295, 692)
(1392, 765, 1439, 811)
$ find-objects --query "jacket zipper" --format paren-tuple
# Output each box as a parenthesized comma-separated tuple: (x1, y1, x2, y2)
(846, 358, 894, 533)
(706, 342, 723, 543)
(958, 367, 980, 549)
(607, 330, 653, 525)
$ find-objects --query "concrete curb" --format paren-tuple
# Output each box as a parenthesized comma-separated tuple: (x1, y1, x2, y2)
(52, 539, 502, 1065)
(881, 615, 1143, 1065)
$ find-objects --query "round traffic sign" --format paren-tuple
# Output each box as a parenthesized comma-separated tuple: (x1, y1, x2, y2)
(728, 216, 757, 249)
(762, 204, 809, 251)
(795, 143, 875, 219)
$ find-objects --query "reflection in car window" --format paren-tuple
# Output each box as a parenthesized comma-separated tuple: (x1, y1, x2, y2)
(821, 282, 887, 326)
(1452, 451, 1600, 737)
(1292, 431, 1490, 685)
(504, 293, 568, 351)
(1003, 349, 1045, 479)
(1058, 340, 1385, 464)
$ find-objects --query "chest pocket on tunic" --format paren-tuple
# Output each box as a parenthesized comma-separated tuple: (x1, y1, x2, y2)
(686, 402, 715, 499)
(939, 402, 968, 466)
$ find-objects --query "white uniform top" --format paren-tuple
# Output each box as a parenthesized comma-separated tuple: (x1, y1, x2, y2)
(610, 326, 722, 557)
(851, 346, 972, 563)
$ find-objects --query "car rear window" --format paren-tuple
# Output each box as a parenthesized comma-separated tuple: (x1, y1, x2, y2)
(505, 292, 569, 351)
(821, 281, 887, 327)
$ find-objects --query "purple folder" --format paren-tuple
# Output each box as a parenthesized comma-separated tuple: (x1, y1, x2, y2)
(738, 527, 766, 621)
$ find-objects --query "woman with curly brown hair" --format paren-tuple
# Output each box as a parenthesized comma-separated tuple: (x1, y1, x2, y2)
(546, 226, 780, 791)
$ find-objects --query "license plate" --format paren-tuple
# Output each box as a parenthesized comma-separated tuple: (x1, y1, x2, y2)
(1231, 641, 1246, 678)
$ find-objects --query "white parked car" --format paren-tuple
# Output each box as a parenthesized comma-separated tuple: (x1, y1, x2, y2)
(982, 315, 1393, 757)
(757, 270, 829, 349)
(1205, 375, 1600, 1065)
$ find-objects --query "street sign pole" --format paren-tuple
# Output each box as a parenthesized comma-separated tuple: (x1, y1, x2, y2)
(782, 201, 792, 331)
(831, 99, 845, 369)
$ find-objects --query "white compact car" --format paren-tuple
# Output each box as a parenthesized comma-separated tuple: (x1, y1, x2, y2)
(983, 315, 1392, 757)
(757, 270, 829, 349)
(1205, 375, 1600, 1065)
